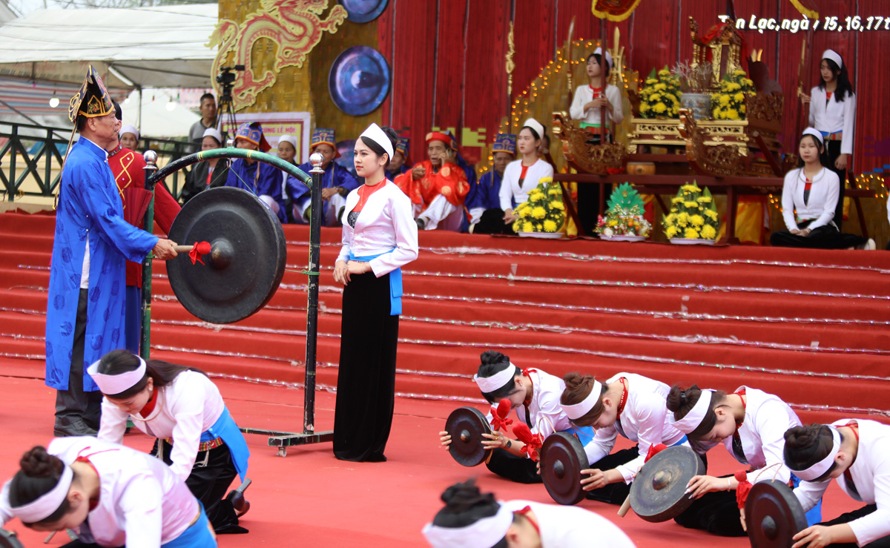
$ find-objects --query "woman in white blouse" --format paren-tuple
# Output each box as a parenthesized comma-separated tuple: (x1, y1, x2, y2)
(559, 372, 688, 504)
(90, 350, 250, 534)
(784, 421, 890, 548)
(770, 128, 870, 249)
(807, 49, 856, 230)
(500, 118, 554, 228)
(332, 123, 419, 462)
(2, 437, 216, 547)
(666, 384, 821, 537)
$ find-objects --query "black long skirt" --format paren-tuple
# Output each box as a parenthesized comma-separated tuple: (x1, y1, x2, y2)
(333, 271, 399, 462)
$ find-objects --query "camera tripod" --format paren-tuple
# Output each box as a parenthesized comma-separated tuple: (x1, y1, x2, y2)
(216, 65, 243, 144)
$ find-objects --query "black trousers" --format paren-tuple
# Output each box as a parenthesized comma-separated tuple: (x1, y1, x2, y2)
(153, 439, 245, 534)
(817, 504, 890, 547)
(672, 452, 746, 537)
(770, 220, 866, 249)
(333, 271, 398, 462)
(584, 446, 638, 504)
(822, 140, 847, 230)
(54, 289, 102, 437)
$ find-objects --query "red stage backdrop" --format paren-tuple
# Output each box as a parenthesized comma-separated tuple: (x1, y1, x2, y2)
(375, 0, 889, 177)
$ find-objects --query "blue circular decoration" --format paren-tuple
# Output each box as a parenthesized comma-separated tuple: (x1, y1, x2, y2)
(328, 46, 391, 116)
(339, 0, 388, 23)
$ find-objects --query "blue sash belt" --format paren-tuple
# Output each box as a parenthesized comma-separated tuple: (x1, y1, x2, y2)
(348, 249, 403, 316)
(202, 407, 249, 481)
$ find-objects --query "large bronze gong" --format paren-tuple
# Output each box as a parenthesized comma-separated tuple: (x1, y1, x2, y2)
(541, 432, 589, 505)
(444, 407, 492, 467)
(167, 187, 287, 324)
(745, 480, 808, 548)
(629, 445, 705, 522)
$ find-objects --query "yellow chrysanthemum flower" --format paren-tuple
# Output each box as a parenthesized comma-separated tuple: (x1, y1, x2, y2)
(531, 206, 547, 219)
(665, 226, 678, 238)
(522, 222, 534, 233)
(690, 214, 704, 226)
(677, 212, 688, 227)
(543, 219, 558, 232)
(696, 196, 712, 203)
(654, 102, 667, 113)
(705, 209, 719, 221)
(701, 225, 717, 239)
(685, 228, 700, 239)
(551, 201, 564, 210)
(684, 201, 699, 209)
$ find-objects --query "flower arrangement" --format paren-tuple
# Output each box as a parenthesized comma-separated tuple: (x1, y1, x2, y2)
(711, 68, 755, 121)
(595, 182, 651, 238)
(639, 67, 682, 119)
(662, 182, 719, 241)
(512, 177, 566, 234)
(671, 61, 714, 94)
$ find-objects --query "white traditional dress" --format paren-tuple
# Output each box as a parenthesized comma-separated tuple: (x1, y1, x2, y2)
(499, 159, 554, 211)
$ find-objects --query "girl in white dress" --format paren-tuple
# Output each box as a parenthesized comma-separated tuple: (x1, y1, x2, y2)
(784, 421, 890, 548)
(422, 479, 635, 548)
(666, 384, 821, 536)
(1, 437, 216, 547)
(90, 350, 249, 534)
(559, 372, 688, 503)
(499, 118, 554, 228)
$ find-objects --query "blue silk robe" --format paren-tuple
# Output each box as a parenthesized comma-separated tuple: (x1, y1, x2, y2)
(225, 158, 287, 223)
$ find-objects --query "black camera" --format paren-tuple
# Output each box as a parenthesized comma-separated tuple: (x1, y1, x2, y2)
(216, 65, 245, 86)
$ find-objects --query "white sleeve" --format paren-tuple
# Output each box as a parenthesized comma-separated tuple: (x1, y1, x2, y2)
(808, 86, 817, 127)
(608, 86, 624, 125)
(96, 398, 129, 444)
(468, 207, 485, 225)
(117, 472, 164, 548)
(0, 480, 12, 525)
(499, 167, 515, 211)
(616, 399, 668, 484)
(794, 478, 830, 512)
(810, 171, 839, 229)
(745, 400, 794, 484)
(166, 385, 204, 482)
(533, 389, 565, 440)
(841, 93, 855, 156)
(369, 191, 419, 277)
(781, 171, 799, 231)
(569, 86, 587, 120)
(584, 426, 617, 466)
(848, 453, 890, 545)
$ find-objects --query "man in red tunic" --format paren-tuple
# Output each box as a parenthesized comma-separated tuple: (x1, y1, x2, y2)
(108, 106, 181, 354)
(394, 131, 469, 231)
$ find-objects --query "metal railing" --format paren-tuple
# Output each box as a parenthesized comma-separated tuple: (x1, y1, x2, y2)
(0, 121, 194, 203)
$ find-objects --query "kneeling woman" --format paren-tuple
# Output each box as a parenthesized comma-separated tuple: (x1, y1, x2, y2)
(784, 421, 890, 548)
(1, 437, 216, 547)
(89, 350, 249, 534)
(666, 384, 820, 537)
(438, 351, 599, 488)
(560, 372, 688, 504)
(422, 479, 636, 548)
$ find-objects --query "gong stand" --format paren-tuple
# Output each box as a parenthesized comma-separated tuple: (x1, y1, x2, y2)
(143, 148, 332, 455)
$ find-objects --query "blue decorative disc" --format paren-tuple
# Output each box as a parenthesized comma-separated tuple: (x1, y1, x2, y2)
(328, 46, 391, 116)
(339, 0, 388, 23)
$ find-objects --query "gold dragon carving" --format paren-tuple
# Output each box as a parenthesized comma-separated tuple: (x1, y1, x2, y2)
(208, 0, 348, 109)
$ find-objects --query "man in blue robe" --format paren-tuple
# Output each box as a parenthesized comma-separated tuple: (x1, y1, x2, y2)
(288, 128, 359, 226)
(225, 122, 287, 223)
(47, 66, 178, 436)
(465, 133, 515, 234)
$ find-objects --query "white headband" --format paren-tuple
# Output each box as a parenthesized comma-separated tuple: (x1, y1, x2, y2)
(87, 355, 147, 396)
(790, 426, 841, 481)
(422, 503, 513, 548)
(473, 363, 519, 394)
(562, 379, 603, 420)
(593, 46, 613, 69)
(671, 389, 713, 434)
(278, 135, 297, 149)
(522, 118, 545, 140)
(802, 127, 824, 146)
(822, 49, 842, 69)
(11, 464, 73, 523)
(360, 123, 394, 160)
(119, 124, 139, 140)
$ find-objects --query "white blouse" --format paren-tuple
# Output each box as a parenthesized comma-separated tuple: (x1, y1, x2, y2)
(569, 84, 624, 127)
(499, 159, 554, 211)
(502, 500, 636, 547)
(1, 437, 197, 548)
(780, 167, 839, 230)
(808, 85, 856, 155)
(724, 386, 800, 485)
(97, 371, 225, 482)
(794, 419, 890, 545)
(586, 373, 687, 483)
(337, 181, 418, 276)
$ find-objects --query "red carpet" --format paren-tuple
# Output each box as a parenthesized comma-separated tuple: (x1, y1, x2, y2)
(0, 209, 886, 546)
